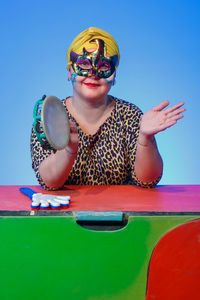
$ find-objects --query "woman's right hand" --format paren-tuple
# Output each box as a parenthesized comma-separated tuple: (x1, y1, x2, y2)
(65, 120, 79, 154)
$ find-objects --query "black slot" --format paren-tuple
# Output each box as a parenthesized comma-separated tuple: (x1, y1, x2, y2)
(76, 219, 128, 231)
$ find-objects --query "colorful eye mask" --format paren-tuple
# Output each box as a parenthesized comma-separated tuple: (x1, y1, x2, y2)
(70, 39, 118, 78)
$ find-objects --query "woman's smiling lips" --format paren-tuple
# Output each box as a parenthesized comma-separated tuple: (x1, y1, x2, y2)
(83, 82, 100, 88)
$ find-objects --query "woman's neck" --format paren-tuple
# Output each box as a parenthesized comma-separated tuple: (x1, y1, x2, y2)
(66, 94, 115, 135)
(72, 94, 111, 122)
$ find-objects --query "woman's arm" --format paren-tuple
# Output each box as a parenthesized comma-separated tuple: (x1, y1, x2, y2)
(37, 121, 79, 189)
(134, 101, 185, 183)
(134, 134, 163, 182)
(38, 147, 77, 190)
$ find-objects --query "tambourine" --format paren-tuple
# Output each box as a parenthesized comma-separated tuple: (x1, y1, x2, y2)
(33, 95, 70, 150)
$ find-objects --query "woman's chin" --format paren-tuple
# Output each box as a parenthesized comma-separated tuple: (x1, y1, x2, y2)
(79, 86, 110, 101)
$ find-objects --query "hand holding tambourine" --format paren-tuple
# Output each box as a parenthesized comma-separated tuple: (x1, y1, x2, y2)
(33, 95, 78, 152)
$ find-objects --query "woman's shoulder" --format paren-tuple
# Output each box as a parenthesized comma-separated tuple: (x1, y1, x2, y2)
(109, 95, 143, 116)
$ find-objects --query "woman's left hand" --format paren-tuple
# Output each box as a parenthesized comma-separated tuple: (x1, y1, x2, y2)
(139, 100, 185, 137)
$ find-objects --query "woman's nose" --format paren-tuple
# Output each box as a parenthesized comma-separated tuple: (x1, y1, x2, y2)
(89, 75, 99, 80)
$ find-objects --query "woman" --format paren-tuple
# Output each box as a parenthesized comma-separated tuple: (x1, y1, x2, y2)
(31, 27, 185, 190)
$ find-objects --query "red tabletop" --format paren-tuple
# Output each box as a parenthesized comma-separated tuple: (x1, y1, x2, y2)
(0, 185, 200, 212)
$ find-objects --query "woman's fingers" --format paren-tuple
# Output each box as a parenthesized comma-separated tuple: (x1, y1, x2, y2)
(158, 118, 179, 131)
(164, 102, 185, 114)
(139, 100, 185, 136)
(167, 113, 184, 123)
(152, 100, 170, 111)
(166, 107, 186, 119)
(69, 120, 78, 134)
(158, 113, 184, 132)
(67, 120, 79, 153)
(152, 101, 185, 115)
(152, 101, 185, 128)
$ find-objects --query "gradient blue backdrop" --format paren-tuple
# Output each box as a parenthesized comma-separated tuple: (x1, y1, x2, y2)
(0, 0, 199, 185)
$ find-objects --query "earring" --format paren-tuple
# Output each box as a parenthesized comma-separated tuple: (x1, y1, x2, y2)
(112, 78, 116, 86)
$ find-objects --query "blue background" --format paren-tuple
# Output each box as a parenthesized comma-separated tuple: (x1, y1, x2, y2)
(0, 0, 199, 185)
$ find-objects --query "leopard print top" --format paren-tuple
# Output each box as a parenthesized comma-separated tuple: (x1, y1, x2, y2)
(31, 96, 161, 190)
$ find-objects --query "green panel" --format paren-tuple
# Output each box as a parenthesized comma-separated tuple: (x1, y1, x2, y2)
(0, 215, 198, 300)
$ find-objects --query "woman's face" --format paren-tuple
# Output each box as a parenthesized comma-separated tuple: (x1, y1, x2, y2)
(68, 48, 116, 102)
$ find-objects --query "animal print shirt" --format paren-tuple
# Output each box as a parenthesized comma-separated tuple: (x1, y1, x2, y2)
(31, 96, 161, 190)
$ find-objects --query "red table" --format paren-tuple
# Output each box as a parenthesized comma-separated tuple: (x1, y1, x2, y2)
(0, 185, 200, 212)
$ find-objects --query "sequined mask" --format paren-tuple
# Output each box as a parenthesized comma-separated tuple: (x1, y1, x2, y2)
(70, 39, 118, 79)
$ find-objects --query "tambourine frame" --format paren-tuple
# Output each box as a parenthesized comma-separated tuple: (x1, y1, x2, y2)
(33, 95, 70, 150)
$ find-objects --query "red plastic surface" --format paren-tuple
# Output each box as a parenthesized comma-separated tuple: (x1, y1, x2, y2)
(0, 185, 200, 211)
(145, 219, 200, 300)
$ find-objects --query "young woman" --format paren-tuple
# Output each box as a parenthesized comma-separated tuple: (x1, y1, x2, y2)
(31, 27, 185, 190)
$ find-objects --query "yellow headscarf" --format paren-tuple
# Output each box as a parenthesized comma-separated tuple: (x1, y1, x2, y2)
(67, 27, 120, 70)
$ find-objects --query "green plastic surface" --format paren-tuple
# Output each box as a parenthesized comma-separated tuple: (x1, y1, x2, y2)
(0, 215, 197, 300)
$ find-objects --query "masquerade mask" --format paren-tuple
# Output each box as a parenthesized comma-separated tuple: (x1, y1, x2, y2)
(70, 39, 118, 79)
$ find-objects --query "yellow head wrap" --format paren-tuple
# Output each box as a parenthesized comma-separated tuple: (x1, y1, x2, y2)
(67, 27, 120, 70)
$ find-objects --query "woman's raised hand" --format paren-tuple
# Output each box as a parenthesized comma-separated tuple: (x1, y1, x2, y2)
(139, 100, 185, 137)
